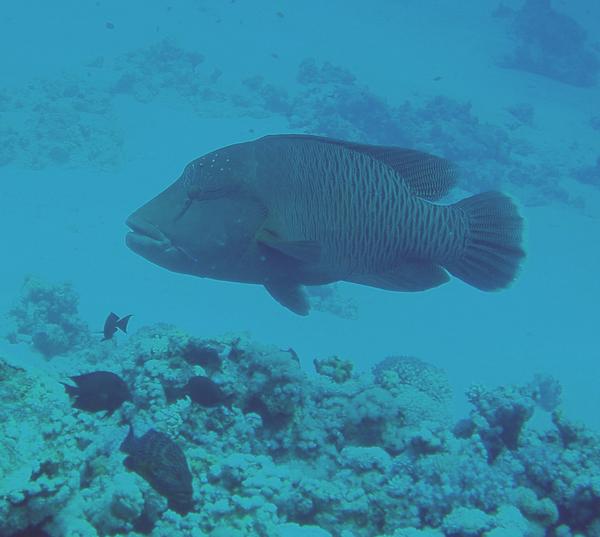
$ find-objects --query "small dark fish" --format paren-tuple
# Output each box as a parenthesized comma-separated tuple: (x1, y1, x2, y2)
(165, 375, 228, 407)
(105, 21, 115, 30)
(10, 522, 52, 537)
(283, 347, 300, 364)
(121, 426, 193, 515)
(103, 312, 132, 340)
(63, 371, 131, 415)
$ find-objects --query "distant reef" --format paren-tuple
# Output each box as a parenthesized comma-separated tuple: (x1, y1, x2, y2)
(1, 278, 599, 537)
(1, 36, 594, 208)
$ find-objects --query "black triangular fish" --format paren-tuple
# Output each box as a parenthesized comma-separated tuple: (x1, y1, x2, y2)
(103, 312, 133, 340)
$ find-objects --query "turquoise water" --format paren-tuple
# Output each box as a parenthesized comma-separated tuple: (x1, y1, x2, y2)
(1, 1, 599, 536)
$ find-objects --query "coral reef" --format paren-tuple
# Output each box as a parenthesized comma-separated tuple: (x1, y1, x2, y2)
(306, 285, 359, 320)
(2, 37, 589, 208)
(314, 356, 354, 384)
(238, 57, 575, 206)
(0, 75, 121, 169)
(3, 282, 600, 536)
(495, 0, 600, 87)
(6, 275, 92, 357)
(573, 157, 600, 188)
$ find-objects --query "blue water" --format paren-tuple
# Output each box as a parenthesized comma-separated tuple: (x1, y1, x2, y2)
(1, 1, 600, 535)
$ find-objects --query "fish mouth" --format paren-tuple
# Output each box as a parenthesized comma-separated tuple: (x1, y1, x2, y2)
(126, 214, 171, 249)
(125, 214, 200, 270)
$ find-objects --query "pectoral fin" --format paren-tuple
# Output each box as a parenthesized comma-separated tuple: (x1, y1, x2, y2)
(257, 229, 321, 264)
(347, 261, 449, 291)
(265, 281, 310, 315)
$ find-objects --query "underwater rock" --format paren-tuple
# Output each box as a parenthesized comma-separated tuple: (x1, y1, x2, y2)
(182, 339, 224, 372)
(314, 355, 353, 383)
(496, 0, 599, 87)
(7, 276, 91, 357)
(467, 384, 535, 462)
(229, 337, 305, 428)
(0, 73, 121, 170)
(3, 285, 600, 536)
(306, 284, 359, 320)
(442, 506, 493, 536)
(505, 102, 535, 127)
(512, 486, 558, 528)
(165, 375, 229, 408)
(573, 156, 600, 188)
(277, 522, 333, 537)
(111, 38, 207, 104)
(372, 355, 452, 406)
(527, 373, 562, 412)
(0, 359, 104, 535)
(120, 425, 194, 515)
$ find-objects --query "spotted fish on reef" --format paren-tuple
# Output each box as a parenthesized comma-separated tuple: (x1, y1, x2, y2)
(62, 371, 131, 415)
(120, 425, 193, 515)
(126, 134, 525, 315)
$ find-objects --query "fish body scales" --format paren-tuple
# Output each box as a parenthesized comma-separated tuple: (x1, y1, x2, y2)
(254, 137, 460, 275)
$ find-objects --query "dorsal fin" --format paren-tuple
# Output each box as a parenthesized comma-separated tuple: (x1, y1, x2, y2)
(262, 134, 458, 201)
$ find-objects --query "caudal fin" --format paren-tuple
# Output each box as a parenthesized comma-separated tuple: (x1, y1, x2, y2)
(444, 191, 525, 290)
(116, 314, 133, 334)
(120, 424, 136, 454)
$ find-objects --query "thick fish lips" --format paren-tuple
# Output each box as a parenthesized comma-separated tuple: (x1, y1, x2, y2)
(126, 214, 199, 274)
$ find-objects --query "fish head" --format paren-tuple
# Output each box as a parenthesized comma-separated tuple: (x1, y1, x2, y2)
(126, 143, 268, 281)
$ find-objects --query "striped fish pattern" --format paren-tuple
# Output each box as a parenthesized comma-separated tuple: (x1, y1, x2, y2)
(126, 134, 525, 315)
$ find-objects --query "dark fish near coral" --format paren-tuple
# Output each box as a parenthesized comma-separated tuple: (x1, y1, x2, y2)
(62, 371, 131, 415)
(103, 312, 132, 340)
(126, 134, 525, 315)
(120, 426, 193, 515)
(165, 375, 228, 407)
(9, 522, 52, 537)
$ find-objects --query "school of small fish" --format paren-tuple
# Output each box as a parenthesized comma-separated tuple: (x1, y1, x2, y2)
(61, 311, 231, 512)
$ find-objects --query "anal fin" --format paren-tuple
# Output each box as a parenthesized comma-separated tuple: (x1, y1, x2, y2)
(347, 261, 449, 291)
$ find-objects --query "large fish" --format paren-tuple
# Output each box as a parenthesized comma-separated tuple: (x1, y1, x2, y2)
(126, 135, 525, 315)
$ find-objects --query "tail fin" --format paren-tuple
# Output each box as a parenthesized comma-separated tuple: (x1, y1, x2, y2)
(116, 314, 133, 334)
(444, 191, 525, 290)
(120, 424, 136, 454)
(61, 382, 79, 397)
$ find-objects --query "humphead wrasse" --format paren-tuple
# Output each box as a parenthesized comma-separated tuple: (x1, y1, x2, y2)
(126, 135, 525, 315)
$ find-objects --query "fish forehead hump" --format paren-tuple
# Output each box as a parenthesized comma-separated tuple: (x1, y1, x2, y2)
(181, 140, 258, 191)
